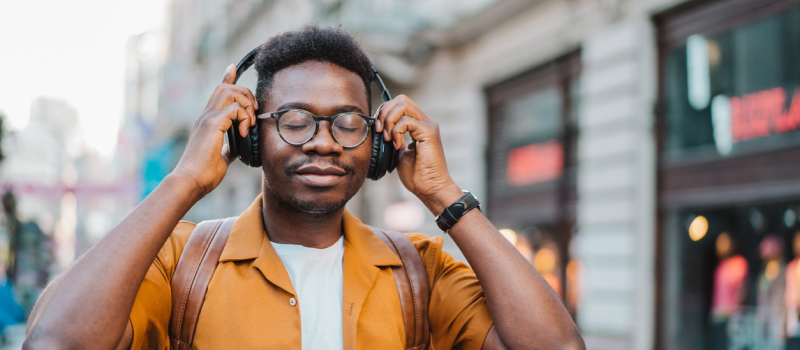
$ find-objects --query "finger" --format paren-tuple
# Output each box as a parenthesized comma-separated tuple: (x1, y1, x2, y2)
(397, 146, 416, 173)
(373, 102, 388, 132)
(206, 84, 226, 109)
(206, 63, 260, 110)
(221, 143, 234, 165)
(222, 63, 236, 84)
(381, 100, 426, 142)
(206, 84, 259, 116)
(375, 98, 401, 133)
(376, 97, 404, 133)
(376, 95, 424, 132)
(204, 64, 236, 108)
(216, 102, 252, 137)
(390, 115, 434, 149)
(212, 89, 256, 122)
(223, 84, 258, 110)
(380, 100, 407, 141)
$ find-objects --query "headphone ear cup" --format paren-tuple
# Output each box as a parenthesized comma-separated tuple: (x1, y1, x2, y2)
(226, 124, 240, 160)
(247, 123, 261, 168)
(367, 128, 399, 181)
(386, 140, 399, 172)
(229, 121, 260, 167)
(367, 129, 382, 180)
(231, 120, 249, 165)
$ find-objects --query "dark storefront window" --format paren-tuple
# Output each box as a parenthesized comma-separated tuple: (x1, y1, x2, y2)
(662, 2, 800, 161)
(670, 203, 800, 350)
(656, 0, 800, 349)
(485, 51, 579, 314)
(502, 86, 564, 187)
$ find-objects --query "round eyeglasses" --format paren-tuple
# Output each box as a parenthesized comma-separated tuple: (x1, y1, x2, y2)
(257, 109, 375, 148)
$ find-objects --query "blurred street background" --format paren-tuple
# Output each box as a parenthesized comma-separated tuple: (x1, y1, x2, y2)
(1, 0, 799, 349)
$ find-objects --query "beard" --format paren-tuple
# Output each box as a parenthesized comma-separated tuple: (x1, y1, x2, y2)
(271, 189, 351, 216)
(262, 154, 365, 217)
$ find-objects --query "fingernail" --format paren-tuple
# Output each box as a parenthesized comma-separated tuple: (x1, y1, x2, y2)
(384, 130, 389, 141)
(375, 119, 381, 132)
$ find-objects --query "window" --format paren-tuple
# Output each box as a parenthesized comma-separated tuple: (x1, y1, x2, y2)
(656, 1, 800, 349)
(661, 1, 800, 160)
(485, 51, 579, 313)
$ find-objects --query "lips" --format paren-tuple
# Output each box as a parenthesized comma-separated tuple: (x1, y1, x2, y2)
(295, 165, 347, 176)
(295, 164, 347, 187)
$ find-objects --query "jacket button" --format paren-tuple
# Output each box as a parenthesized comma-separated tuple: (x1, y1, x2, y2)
(289, 297, 297, 306)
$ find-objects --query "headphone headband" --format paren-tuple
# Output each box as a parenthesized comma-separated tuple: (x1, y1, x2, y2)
(372, 65, 392, 103)
(232, 48, 391, 103)
(234, 48, 258, 84)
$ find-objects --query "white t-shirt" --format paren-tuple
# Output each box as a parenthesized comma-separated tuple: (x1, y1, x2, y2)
(272, 235, 345, 350)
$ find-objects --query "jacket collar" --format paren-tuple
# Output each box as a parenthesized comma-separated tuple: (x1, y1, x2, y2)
(218, 194, 401, 267)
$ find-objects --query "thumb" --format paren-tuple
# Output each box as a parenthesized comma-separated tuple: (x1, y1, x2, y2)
(222, 64, 236, 84)
(397, 147, 415, 171)
(221, 143, 235, 165)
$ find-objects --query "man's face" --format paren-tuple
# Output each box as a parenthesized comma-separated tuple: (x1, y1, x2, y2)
(259, 61, 371, 215)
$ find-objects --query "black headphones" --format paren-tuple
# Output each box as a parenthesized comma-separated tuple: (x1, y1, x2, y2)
(225, 48, 399, 181)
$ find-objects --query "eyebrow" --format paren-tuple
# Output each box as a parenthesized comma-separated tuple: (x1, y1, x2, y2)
(276, 102, 366, 115)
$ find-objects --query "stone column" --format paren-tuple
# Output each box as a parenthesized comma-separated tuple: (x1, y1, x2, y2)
(574, 18, 657, 350)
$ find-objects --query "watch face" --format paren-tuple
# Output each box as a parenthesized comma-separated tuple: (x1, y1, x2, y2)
(462, 190, 479, 202)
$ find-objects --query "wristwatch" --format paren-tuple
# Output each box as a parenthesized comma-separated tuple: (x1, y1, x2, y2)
(435, 190, 481, 233)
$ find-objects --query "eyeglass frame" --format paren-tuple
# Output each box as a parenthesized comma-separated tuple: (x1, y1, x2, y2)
(256, 108, 376, 148)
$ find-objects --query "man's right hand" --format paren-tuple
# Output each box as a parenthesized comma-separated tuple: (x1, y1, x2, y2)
(172, 64, 258, 196)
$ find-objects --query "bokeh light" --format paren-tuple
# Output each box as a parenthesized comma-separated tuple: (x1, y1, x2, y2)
(765, 260, 780, 281)
(383, 201, 424, 232)
(499, 229, 518, 246)
(785, 208, 797, 227)
(716, 232, 732, 257)
(689, 215, 708, 241)
(534, 248, 557, 274)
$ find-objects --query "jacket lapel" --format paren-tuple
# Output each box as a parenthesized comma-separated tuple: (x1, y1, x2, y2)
(341, 211, 402, 350)
(218, 195, 296, 296)
(342, 239, 380, 350)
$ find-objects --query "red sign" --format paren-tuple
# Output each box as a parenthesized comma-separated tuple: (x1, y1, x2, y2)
(506, 140, 564, 187)
(731, 87, 800, 142)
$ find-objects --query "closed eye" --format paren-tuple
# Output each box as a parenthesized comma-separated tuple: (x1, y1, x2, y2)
(336, 126, 359, 133)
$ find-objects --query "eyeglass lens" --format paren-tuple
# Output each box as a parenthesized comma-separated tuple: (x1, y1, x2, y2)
(277, 110, 369, 147)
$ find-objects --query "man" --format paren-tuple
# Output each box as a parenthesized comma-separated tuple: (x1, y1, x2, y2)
(23, 26, 584, 350)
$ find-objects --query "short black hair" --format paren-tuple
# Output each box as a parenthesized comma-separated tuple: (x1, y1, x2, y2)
(255, 25, 373, 113)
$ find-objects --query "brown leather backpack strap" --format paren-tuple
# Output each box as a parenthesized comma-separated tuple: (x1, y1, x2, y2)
(370, 227, 431, 350)
(168, 217, 237, 350)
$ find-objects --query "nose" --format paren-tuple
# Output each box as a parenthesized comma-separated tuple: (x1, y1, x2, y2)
(301, 121, 344, 156)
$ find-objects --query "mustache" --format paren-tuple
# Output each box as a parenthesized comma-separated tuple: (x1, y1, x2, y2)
(284, 156, 355, 177)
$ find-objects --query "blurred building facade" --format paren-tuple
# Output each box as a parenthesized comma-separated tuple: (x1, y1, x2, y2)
(0, 98, 79, 312)
(148, 0, 800, 349)
(0, 96, 143, 314)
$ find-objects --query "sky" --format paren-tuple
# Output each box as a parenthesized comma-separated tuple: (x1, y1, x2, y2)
(0, 0, 167, 155)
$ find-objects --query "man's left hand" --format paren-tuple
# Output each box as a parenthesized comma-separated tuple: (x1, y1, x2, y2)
(375, 95, 463, 214)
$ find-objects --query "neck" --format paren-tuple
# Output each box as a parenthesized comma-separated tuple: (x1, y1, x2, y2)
(261, 188, 345, 248)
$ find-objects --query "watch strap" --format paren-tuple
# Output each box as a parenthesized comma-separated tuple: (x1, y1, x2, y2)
(435, 191, 481, 233)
